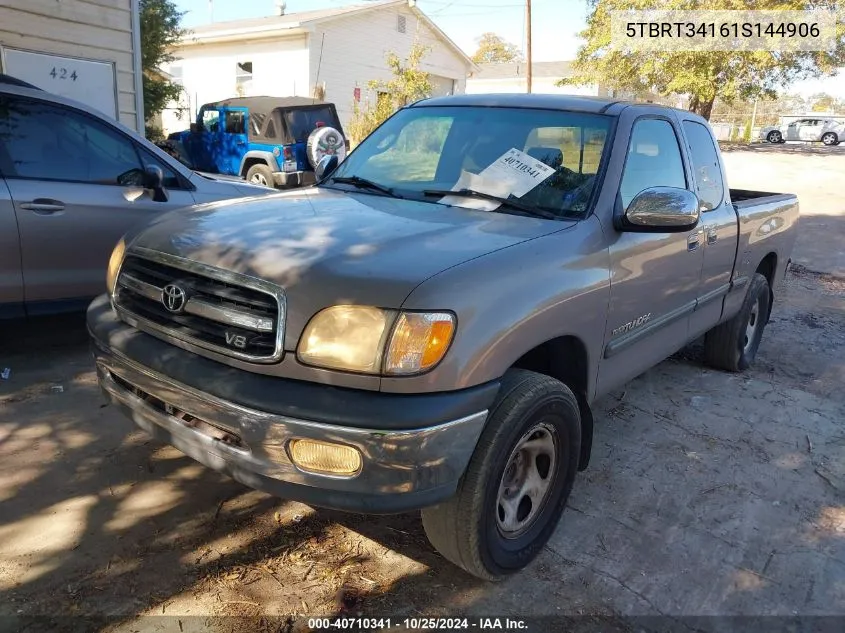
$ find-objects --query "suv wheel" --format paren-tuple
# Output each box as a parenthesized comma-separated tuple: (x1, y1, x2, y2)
(246, 164, 274, 187)
(821, 132, 838, 146)
(421, 369, 581, 580)
(703, 273, 771, 372)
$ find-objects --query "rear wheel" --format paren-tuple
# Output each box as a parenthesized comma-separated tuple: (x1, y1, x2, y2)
(703, 273, 771, 372)
(246, 163, 274, 188)
(766, 130, 782, 144)
(821, 132, 838, 146)
(421, 369, 581, 580)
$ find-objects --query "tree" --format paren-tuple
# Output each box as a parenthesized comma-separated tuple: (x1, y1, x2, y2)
(140, 0, 185, 137)
(808, 92, 838, 112)
(560, 0, 845, 120)
(347, 43, 433, 144)
(471, 32, 522, 64)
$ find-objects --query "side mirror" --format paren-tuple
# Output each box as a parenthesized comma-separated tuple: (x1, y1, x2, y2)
(190, 122, 202, 133)
(621, 186, 700, 232)
(143, 165, 169, 202)
(315, 154, 339, 182)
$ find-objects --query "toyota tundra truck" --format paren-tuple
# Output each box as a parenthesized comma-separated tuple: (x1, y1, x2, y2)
(87, 94, 798, 580)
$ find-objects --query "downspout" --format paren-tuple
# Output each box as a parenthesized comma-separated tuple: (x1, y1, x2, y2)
(130, 0, 146, 133)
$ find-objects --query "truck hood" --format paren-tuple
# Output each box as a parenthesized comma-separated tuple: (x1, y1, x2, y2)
(129, 187, 571, 346)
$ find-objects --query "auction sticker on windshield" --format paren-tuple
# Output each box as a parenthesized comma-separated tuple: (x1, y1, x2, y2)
(440, 148, 556, 210)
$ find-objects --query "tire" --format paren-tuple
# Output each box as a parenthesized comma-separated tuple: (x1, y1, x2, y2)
(766, 130, 782, 144)
(421, 369, 581, 580)
(246, 163, 274, 188)
(703, 273, 771, 372)
(821, 132, 838, 146)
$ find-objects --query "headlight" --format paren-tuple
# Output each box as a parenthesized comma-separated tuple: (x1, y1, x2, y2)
(298, 305, 393, 373)
(106, 238, 127, 295)
(297, 306, 455, 375)
(384, 312, 455, 375)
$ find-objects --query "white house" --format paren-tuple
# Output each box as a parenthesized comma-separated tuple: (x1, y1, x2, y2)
(0, 0, 145, 131)
(162, 0, 475, 134)
(466, 61, 602, 97)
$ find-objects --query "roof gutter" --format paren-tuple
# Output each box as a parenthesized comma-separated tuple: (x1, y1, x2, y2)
(179, 26, 307, 47)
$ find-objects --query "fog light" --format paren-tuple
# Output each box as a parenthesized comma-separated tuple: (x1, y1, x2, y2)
(288, 439, 362, 476)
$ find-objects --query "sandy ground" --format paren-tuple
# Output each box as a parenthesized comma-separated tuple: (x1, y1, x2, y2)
(1, 144, 843, 632)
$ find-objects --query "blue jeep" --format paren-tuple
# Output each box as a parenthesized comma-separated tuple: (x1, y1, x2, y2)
(164, 96, 347, 189)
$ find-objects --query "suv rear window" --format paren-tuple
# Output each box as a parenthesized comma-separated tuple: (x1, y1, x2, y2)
(284, 107, 342, 142)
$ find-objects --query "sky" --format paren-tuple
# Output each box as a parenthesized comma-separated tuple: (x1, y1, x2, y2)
(172, 0, 845, 99)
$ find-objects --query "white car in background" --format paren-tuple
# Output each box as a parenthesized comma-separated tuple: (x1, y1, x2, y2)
(760, 117, 844, 145)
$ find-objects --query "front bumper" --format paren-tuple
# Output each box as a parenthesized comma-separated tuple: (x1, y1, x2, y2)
(272, 170, 316, 188)
(88, 298, 493, 513)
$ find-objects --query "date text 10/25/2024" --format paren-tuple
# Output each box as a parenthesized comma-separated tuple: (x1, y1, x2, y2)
(308, 618, 529, 630)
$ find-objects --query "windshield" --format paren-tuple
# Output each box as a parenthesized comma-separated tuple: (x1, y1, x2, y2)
(328, 105, 612, 217)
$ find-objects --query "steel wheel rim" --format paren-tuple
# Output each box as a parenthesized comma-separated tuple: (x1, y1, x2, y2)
(743, 298, 761, 353)
(251, 173, 268, 185)
(496, 422, 558, 539)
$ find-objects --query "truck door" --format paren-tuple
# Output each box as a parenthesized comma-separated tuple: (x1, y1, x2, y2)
(681, 119, 740, 339)
(596, 113, 704, 395)
(216, 108, 249, 176)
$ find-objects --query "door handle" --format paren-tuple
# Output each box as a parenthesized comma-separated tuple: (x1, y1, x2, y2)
(20, 199, 66, 214)
(687, 233, 700, 252)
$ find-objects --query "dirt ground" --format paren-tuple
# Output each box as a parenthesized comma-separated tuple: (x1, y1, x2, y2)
(1, 144, 843, 632)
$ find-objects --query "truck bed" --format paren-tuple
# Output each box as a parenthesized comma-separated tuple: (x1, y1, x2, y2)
(730, 189, 797, 209)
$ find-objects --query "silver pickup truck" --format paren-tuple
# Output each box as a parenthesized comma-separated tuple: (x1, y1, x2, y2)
(88, 94, 798, 580)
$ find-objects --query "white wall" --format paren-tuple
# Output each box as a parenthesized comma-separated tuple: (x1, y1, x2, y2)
(164, 36, 309, 134)
(466, 76, 600, 96)
(0, 0, 141, 129)
(308, 5, 470, 127)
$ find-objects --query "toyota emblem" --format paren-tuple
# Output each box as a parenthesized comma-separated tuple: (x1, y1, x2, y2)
(161, 284, 187, 313)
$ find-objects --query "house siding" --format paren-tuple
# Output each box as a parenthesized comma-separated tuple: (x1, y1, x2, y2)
(308, 5, 468, 127)
(164, 36, 310, 132)
(0, 0, 141, 129)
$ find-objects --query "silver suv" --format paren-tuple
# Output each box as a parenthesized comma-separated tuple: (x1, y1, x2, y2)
(0, 75, 272, 319)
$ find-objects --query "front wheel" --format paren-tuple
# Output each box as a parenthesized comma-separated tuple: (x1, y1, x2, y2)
(821, 132, 838, 146)
(421, 369, 581, 580)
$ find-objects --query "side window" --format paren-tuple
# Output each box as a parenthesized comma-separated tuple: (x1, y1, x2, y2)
(682, 121, 724, 211)
(0, 96, 142, 184)
(620, 119, 686, 209)
(202, 109, 220, 132)
(264, 118, 277, 139)
(225, 111, 245, 134)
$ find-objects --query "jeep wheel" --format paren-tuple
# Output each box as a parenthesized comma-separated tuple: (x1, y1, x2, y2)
(246, 164, 274, 188)
(421, 369, 580, 580)
(703, 273, 771, 372)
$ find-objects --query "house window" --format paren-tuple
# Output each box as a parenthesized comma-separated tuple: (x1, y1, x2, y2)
(236, 61, 253, 94)
(397, 14, 407, 33)
(170, 64, 184, 86)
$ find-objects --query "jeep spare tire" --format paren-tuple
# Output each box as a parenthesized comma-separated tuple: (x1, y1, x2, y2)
(306, 126, 347, 167)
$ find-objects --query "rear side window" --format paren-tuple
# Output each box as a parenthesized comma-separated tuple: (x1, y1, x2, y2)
(683, 121, 724, 211)
(0, 96, 142, 184)
(620, 119, 686, 209)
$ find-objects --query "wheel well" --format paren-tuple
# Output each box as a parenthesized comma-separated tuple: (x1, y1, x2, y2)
(510, 336, 593, 471)
(756, 252, 777, 321)
(240, 157, 269, 177)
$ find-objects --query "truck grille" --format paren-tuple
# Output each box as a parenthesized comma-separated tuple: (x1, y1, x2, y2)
(113, 250, 285, 363)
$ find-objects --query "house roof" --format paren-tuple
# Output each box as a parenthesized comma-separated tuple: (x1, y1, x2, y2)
(181, 0, 475, 68)
(471, 61, 574, 80)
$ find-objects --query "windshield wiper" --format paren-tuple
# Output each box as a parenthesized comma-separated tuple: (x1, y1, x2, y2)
(423, 188, 559, 220)
(329, 175, 400, 198)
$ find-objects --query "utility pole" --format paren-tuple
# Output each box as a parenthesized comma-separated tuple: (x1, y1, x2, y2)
(209, 0, 214, 22)
(526, 0, 533, 93)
